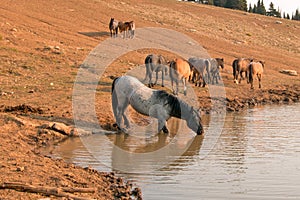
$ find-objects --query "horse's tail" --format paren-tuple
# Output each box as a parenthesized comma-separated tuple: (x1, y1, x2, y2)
(232, 59, 238, 79)
(144, 55, 152, 81)
(248, 63, 253, 84)
(111, 77, 120, 124)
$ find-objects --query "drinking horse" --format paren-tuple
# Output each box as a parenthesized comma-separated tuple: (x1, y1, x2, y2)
(111, 75, 203, 135)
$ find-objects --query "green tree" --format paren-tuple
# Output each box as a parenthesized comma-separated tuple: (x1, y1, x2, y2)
(248, 3, 253, 13)
(266, 2, 281, 17)
(256, 0, 266, 15)
(225, 0, 247, 11)
(214, 0, 227, 7)
(292, 9, 300, 20)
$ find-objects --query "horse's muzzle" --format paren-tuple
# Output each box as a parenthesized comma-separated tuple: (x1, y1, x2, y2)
(197, 126, 203, 135)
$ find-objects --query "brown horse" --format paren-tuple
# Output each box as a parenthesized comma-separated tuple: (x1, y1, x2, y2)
(232, 58, 252, 84)
(118, 21, 135, 38)
(169, 58, 191, 96)
(248, 61, 265, 89)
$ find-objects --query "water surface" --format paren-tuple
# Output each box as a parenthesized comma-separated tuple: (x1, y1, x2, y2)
(52, 103, 300, 199)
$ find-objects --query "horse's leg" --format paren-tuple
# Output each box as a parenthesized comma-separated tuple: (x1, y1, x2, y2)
(148, 68, 153, 88)
(171, 78, 175, 95)
(175, 80, 179, 95)
(238, 71, 243, 83)
(158, 119, 169, 134)
(250, 78, 254, 89)
(234, 70, 238, 84)
(154, 68, 159, 86)
(258, 74, 262, 88)
(183, 78, 187, 96)
(116, 97, 130, 131)
(202, 73, 206, 87)
(122, 110, 131, 129)
(161, 69, 165, 87)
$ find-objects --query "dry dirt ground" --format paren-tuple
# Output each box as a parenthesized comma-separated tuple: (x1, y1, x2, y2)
(0, 0, 299, 199)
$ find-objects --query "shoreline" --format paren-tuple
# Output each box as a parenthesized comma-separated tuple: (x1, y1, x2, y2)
(0, 83, 299, 199)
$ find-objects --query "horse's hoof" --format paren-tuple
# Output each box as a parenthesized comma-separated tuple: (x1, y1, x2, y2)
(113, 123, 121, 130)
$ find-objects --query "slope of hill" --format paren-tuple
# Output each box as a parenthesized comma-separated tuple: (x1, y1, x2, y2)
(0, 0, 299, 199)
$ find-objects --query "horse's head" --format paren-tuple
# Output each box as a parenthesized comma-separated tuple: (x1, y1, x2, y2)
(187, 107, 203, 135)
(259, 60, 265, 68)
(217, 58, 225, 69)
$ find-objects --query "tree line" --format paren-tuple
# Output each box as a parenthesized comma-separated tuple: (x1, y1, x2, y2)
(188, 0, 300, 21)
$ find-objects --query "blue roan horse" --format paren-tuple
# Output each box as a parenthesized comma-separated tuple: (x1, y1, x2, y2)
(111, 75, 203, 135)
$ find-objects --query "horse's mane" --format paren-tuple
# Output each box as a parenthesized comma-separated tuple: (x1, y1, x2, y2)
(156, 90, 191, 119)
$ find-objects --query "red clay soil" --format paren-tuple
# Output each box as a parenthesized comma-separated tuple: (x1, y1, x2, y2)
(0, 0, 299, 199)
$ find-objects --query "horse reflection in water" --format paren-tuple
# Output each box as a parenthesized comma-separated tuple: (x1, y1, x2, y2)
(110, 119, 204, 174)
(111, 75, 203, 135)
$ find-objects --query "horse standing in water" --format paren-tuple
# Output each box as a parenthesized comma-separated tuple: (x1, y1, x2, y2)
(111, 76, 203, 135)
(248, 61, 265, 89)
(109, 18, 119, 37)
(143, 54, 168, 88)
(169, 58, 192, 96)
(232, 58, 252, 84)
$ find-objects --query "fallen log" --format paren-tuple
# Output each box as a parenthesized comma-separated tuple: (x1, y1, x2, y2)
(0, 182, 96, 200)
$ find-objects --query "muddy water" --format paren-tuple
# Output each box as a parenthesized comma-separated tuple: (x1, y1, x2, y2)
(52, 103, 300, 199)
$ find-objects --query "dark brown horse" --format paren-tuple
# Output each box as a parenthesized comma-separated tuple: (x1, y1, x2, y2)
(248, 61, 265, 89)
(109, 18, 119, 37)
(232, 58, 252, 84)
(169, 58, 192, 96)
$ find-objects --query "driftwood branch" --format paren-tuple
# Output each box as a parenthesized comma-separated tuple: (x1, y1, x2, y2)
(0, 182, 96, 200)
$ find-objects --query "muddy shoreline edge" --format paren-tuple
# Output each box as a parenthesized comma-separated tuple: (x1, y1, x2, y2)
(1, 84, 299, 199)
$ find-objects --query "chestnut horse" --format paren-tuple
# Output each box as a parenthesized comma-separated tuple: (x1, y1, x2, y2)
(169, 58, 192, 96)
(232, 58, 252, 84)
(118, 21, 135, 38)
(248, 61, 265, 89)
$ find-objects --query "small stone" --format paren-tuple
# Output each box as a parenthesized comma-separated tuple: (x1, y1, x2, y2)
(16, 166, 25, 172)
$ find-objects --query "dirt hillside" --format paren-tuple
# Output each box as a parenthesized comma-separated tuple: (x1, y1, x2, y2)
(0, 0, 299, 199)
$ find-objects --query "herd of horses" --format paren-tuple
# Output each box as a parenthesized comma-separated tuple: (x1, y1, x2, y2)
(108, 18, 265, 135)
(232, 58, 265, 89)
(109, 18, 135, 38)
